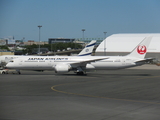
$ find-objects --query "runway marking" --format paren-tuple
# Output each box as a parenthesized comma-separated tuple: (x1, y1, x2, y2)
(51, 75, 160, 105)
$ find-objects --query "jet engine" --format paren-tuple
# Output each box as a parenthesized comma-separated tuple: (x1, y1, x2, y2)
(54, 63, 71, 73)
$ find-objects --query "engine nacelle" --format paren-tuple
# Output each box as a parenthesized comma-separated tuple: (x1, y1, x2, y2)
(86, 64, 95, 70)
(54, 63, 71, 73)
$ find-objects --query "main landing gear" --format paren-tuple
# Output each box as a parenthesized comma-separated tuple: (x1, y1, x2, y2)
(76, 71, 85, 75)
(16, 69, 21, 74)
(75, 67, 86, 75)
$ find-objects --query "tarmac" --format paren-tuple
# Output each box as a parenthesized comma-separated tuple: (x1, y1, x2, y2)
(0, 64, 160, 120)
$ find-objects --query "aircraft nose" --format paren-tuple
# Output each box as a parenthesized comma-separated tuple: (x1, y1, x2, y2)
(6, 63, 13, 68)
(5, 64, 10, 68)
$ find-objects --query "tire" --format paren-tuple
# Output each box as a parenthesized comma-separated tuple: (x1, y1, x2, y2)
(77, 71, 84, 75)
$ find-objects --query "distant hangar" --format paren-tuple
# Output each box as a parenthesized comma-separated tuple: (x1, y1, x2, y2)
(95, 34, 160, 61)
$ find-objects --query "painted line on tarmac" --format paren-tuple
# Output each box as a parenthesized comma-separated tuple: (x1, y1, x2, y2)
(51, 75, 160, 105)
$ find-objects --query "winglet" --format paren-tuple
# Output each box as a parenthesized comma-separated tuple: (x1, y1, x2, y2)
(78, 40, 96, 56)
(127, 36, 152, 59)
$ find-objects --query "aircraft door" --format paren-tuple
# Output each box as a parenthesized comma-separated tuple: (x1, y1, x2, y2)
(122, 59, 126, 65)
(19, 59, 23, 65)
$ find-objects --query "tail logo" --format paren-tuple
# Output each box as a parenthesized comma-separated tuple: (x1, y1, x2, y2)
(137, 45, 147, 54)
(85, 49, 89, 52)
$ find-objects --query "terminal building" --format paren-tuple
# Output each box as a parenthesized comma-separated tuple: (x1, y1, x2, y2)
(95, 34, 160, 61)
(48, 38, 103, 47)
(48, 38, 75, 44)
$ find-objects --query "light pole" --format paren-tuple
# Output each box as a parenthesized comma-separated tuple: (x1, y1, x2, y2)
(82, 29, 85, 48)
(103, 32, 107, 56)
(82, 29, 85, 40)
(38, 25, 42, 54)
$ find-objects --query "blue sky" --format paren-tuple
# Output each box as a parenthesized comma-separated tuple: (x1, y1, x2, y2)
(1, 0, 160, 41)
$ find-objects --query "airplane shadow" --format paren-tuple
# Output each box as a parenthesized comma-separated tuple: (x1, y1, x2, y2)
(59, 73, 152, 77)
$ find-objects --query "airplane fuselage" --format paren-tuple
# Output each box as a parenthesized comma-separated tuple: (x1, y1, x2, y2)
(6, 56, 143, 71)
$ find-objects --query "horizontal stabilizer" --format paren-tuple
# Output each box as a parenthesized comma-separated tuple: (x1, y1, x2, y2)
(135, 58, 154, 63)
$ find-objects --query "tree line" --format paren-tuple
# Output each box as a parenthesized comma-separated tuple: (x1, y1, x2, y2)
(1, 42, 83, 54)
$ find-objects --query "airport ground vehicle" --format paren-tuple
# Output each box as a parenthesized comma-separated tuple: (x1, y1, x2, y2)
(0, 69, 8, 74)
(0, 69, 19, 74)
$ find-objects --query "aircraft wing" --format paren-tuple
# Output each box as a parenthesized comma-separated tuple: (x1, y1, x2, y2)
(135, 58, 154, 63)
(70, 57, 109, 67)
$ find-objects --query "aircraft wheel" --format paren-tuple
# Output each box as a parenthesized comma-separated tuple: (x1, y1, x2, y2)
(77, 71, 84, 75)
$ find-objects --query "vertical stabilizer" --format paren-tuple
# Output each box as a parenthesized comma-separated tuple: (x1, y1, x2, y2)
(78, 40, 96, 56)
(127, 36, 152, 59)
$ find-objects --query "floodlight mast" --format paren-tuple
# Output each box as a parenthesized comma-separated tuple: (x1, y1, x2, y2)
(38, 25, 42, 54)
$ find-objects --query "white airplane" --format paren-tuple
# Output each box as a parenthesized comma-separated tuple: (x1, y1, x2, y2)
(6, 37, 153, 75)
